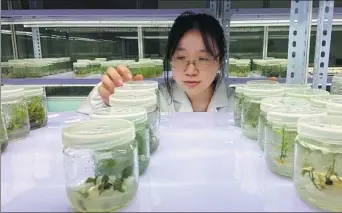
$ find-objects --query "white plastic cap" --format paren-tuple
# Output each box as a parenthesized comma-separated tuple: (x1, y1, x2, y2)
(1, 86, 25, 102)
(286, 88, 330, 100)
(109, 90, 157, 112)
(243, 84, 284, 97)
(326, 98, 342, 116)
(260, 97, 310, 112)
(123, 80, 158, 90)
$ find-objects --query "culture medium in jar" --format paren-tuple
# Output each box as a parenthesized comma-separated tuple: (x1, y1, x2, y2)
(62, 119, 139, 213)
(1, 86, 30, 141)
(310, 95, 342, 109)
(326, 98, 342, 116)
(265, 106, 326, 178)
(233, 85, 244, 127)
(109, 90, 159, 154)
(286, 88, 330, 100)
(90, 107, 150, 175)
(241, 84, 285, 140)
(331, 73, 342, 95)
(294, 115, 342, 212)
(0, 111, 8, 153)
(258, 97, 309, 151)
(22, 86, 48, 129)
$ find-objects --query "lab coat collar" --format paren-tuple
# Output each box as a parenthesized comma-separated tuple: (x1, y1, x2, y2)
(172, 82, 229, 112)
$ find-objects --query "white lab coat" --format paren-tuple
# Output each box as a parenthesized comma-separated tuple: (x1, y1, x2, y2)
(77, 81, 235, 114)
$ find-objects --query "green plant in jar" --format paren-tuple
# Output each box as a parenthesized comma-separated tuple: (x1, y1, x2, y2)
(73, 61, 91, 77)
(62, 119, 139, 213)
(286, 88, 330, 100)
(1, 86, 30, 141)
(294, 115, 342, 212)
(0, 111, 9, 153)
(331, 73, 342, 95)
(233, 85, 244, 127)
(22, 86, 48, 129)
(241, 84, 285, 140)
(110, 89, 159, 154)
(265, 106, 327, 178)
(258, 97, 309, 152)
(128, 62, 140, 76)
(90, 107, 150, 175)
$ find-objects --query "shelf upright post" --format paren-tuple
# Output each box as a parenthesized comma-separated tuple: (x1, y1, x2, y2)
(286, 0, 313, 85)
(312, 0, 335, 90)
(262, 26, 269, 59)
(137, 26, 144, 60)
(7, 0, 19, 60)
(29, 0, 42, 59)
(219, 0, 232, 78)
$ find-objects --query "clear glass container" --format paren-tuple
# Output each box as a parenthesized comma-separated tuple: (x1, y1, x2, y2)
(1, 86, 30, 141)
(109, 90, 159, 154)
(73, 62, 91, 77)
(331, 74, 342, 95)
(286, 88, 330, 100)
(258, 97, 309, 151)
(326, 98, 342, 116)
(62, 119, 138, 212)
(128, 62, 140, 76)
(233, 85, 244, 127)
(294, 115, 342, 212)
(241, 84, 285, 140)
(22, 86, 48, 129)
(310, 95, 342, 109)
(90, 107, 150, 175)
(234, 60, 250, 77)
(0, 111, 9, 153)
(265, 106, 327, 177)
(139, 62, 155, 78)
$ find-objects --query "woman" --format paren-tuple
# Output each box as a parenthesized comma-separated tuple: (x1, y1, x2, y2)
(78, 11, 234, 114)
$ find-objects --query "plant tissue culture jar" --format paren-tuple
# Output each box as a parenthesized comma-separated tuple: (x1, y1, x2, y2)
(265, 106, 326, 178)
(62, 119, 139, 212)
(90, 106, 150, 175)
(241, 84, 284, 140)
(1, 86, 30, 141)
(258, 97, 309, 151)
(110, 90, 159, 154)
(294, 115, 342, 212)
(310, 95, 342, 109)
(233, 85, 244, 127)
(0, 111, 8, 153)
(286, 88, 330, 100)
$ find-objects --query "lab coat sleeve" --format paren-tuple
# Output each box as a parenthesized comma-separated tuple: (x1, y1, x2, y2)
(77, 82, 108, 115)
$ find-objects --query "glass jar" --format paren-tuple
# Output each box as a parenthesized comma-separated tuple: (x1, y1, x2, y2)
(62, 119, 138, 212)
(326, 98, 342, 116)
(1, 86, 30, 141)
(310, 95, 342, 109)
(294, 115, 342, 212)
(73, 62, 91, 77)
(331, 74, 342, 95)
(241, 84, 285, 140)
(233, 85, 244, 127)
(286, 88, 330, 100)
(22, 86, 48, 129)
(0, 111, 8, 153)
(265, 106, 326, 177)
(128, 62, 140, 76)
(90, 107, 150, 175)
(109, 90, 159, 154)
(258, 97, 309, 151)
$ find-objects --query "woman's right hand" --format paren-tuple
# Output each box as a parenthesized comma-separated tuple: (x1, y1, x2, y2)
(99, 64, 143, 105)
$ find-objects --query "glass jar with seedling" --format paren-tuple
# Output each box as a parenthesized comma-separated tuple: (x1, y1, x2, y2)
(0, 111, 9, 153)
(235, 59, 250, 77)
(265, 106, 327, 178)
(62, 119, 138, 213)
(110, 90, 159, 154)
(331, 73, 342, 95)
(326, 98, 342, 116)
(22, 86, 48, 129)
(294, 115, 342, 212)
(26, 62, 44, 78)
(310, 95, 342, 109)
(139, 62, 156, 78)
(11, 62, 27, 78)
(151, 59, 163, 76)
(1, 86, 30, 141)
(233, 85, 244, 127)
(127, 62, 140, 76)
(90, 107, 150, 175)
(228, 59, 237, 77)
(1, 62, 10, 78)
(241, 84, 284, 140)
(73, 62, 91, 77)
(89, 61, 101, 74)
(286, 88, 330, 100)
(258, 97, 310, 151)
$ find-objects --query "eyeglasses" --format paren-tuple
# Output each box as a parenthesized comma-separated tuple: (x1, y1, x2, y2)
(170, 56, 218, 71)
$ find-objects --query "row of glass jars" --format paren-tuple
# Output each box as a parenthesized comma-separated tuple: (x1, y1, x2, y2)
(62, 80, 160, 212)
(233, 80, 342, 212)
(0, 85, 48, 152)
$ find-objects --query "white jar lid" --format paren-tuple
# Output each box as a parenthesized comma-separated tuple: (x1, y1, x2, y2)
(267, 105, 327, 125)
(109, 90, 157, 111)
(234, 85, 244, 93)
(90, 106, 147, 125)
(326, 98, 342, 115)
(128, 62, 140, 69)
(20, 86, 45, 97)
(1, 86, 24, 102)
(62, 119, 135, 150)
(286, 88, 330, 99)
(298, 115, 342, 142)
(95, 58, 107, 61)
(73, 62, 89, 67)
(123, 80, 158, 90)
(246, 80, 279, 85)
(243, 84, 284, 97)
(311, 95, 342, 108)
(115, 86, 155, 94)
(260, 97, 309, 112)
(89, 60, 101, 65)
(332, 73, 342, 82)
(283, 84, 311, 93)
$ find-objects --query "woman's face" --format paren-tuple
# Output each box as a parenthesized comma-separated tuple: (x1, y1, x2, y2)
(171, 30, 220, 97)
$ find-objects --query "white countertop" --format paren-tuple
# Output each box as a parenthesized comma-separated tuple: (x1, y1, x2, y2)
(1, 112, 321, 212)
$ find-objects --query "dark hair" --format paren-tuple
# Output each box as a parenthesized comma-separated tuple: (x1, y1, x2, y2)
(163, 11, 227, 102)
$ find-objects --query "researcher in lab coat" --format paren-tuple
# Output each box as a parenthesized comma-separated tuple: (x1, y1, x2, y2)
(78, 11, 234, 114)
